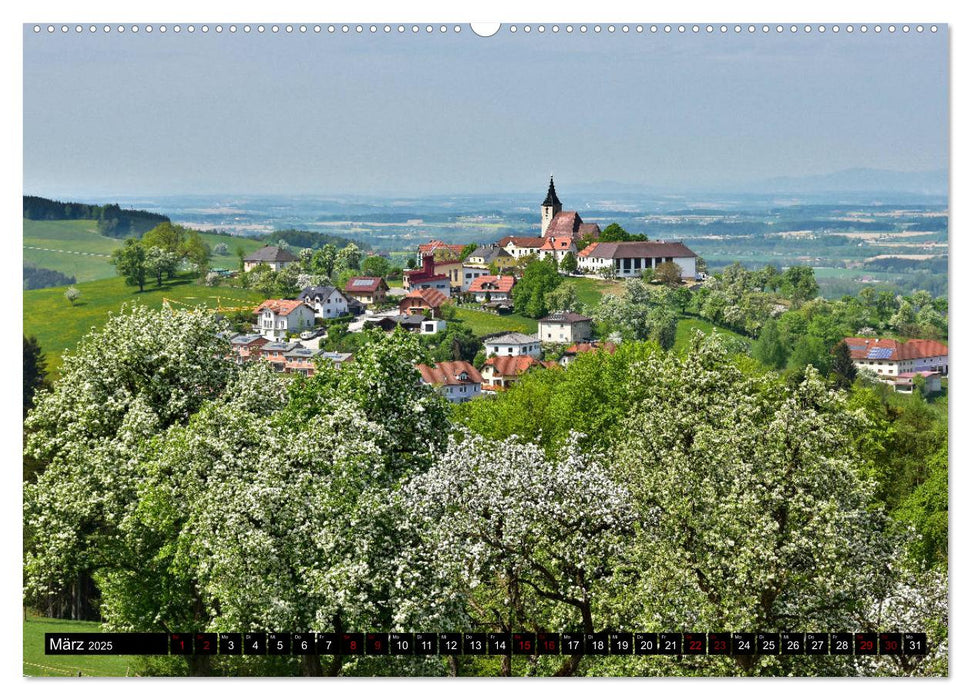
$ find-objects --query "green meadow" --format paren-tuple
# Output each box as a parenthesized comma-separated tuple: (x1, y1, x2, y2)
(23, 218, 266, 282)
(23, 274, 266, 376)
(23, 615, 135, 677)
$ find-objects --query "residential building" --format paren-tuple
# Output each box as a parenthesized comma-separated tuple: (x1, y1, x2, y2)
(559, 341, 617, 367)
(421, 318, 447, 335)
(345, 276, 390, 305)
(283, 346, 323, 377)
(538, 311, 593, 344)
(399, 287, 450, 318)
(417, 360, 483, 403)
(254, 299, 316, 341)
(243, 245, 299, 272)
(893, 371, 943, 395)
(417, 239, 466, 264)
(577, 240, 698, 279)
(460, 265, 490, 292)
(468, 275, 516, 303)
(537, 235, 578, 264)
(843, 337, 949, 379)
(481, 355, 558, 392)
(298, 285, 351, 319)
(257, 340, 303, 371)
(227, 333, 269, 363)
(499, 235, 546, 259)
(466, 243, 516, 270)
(319, 352, 353, 370)
(364, 313, 426, 333)
(402, 255, 452, 296)
(483, 332, 542, 358)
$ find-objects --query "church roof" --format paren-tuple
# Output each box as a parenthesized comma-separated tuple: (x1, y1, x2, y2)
(542, 177, 562, 207)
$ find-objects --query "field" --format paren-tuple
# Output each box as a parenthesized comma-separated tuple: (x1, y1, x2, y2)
(23, 274, 267, 376)
(452, 307, 538, 336)
(23, 615, 135, 677)
(568, 276, 625, 307)
(23, 219, 119, 282)
(23, 218, 266, 282)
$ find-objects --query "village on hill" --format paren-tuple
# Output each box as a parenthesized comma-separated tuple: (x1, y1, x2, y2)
(220, 178, 947, 403)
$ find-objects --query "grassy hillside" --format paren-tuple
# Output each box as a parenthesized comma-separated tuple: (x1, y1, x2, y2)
(452, 308, 538, 336)
(569, 276, 625, 307)
(23, 219, 119, 282)
(24, 274, 267, 376)
(23, 218, 266, 283)
(24, 615, 135, 677)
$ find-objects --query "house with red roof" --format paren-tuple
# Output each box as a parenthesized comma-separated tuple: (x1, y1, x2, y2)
(480, 355, 558, 392)
(843, 337, 948, 381)
(499, 235, 546, 260)
(344, 276, 390, 306)
(398, 287, 450, 318)
(253, 300, 316, 341)
(417, 239, 467, 262)
(402, 255, 452, 296)
(468, 275, 516, 303)
(558, 341, 617, 367)
(416, 360, 483, 403)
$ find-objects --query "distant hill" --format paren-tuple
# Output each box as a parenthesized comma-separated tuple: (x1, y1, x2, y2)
(24, 195, 170, 239)
(264, 228, 371, 252)
(743, 168, 948, 196)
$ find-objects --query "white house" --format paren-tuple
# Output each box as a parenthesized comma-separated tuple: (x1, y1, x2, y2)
(421, 318, 448, 335)
(577, 240, 698, 279)
(483, 332, 542, 358)
(844, 337, 949, 379)
(498, 236, 546, 259)
(460, 265, 490, 292)
(468, 275, 516, 303)
(254, 299, 316, 341)
(537, 312, 593, 344)
(298, 285, 350, 319)
(417, 361, 483, 404)
(243, 245, 299, 272)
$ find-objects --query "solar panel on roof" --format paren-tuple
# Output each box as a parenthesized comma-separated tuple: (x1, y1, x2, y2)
(867, 347, 894, 359)
(847, 345, 866, 352)
(352, 279, 372, 287)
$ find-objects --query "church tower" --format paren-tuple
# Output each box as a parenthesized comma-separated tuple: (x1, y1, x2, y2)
(541, 176, 562, 237)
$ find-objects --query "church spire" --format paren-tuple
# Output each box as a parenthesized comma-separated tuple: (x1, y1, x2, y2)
(542, 176, 562, 208)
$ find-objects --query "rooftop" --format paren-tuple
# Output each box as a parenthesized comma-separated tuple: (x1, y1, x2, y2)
(244, 245, 299, 263)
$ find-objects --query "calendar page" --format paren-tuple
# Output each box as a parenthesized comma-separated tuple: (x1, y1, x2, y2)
(21, 13, 948, 681)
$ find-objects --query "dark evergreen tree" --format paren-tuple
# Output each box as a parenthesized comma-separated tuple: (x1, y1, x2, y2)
(23, 335, 47, 418)
(831, 340, 858, 389)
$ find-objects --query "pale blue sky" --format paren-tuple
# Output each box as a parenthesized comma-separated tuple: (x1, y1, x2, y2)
(23, 25, 948, 197)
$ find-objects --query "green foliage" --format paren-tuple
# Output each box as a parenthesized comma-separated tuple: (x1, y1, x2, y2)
(23, 335, 47, 418)
(598, 222, 647, 242)
(361, 255, 391, 278)
(779, 265, 820, 307)
(831, 340, 858, 389)
(594, 279, 678, 349)
(511, 258, 561, 318)
(751, 319, 788, 369)
(654, 261, 683, 287)
(560, 250, 578, 273)
(109, 239, 147, 292)
(544, 281, 582, 314)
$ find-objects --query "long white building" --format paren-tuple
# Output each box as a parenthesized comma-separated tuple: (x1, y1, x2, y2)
(577, 240, 698, 279)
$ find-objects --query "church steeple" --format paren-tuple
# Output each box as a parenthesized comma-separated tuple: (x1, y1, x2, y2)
(540, 176, 562, 236)
(542, 176, 562, 208)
